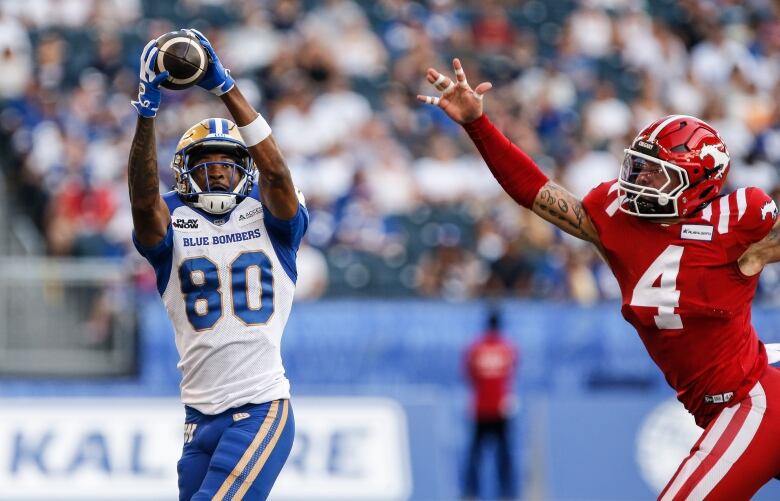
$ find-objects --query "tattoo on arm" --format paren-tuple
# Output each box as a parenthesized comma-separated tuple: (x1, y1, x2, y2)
(128, 117, 160, 209)
(533, 184, 591, 241)
(765, 224, 780, 245)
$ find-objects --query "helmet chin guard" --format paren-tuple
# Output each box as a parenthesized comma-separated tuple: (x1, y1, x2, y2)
(196, 194, 237, 214)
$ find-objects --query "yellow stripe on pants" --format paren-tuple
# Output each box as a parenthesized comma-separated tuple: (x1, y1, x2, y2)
(232, 399, 289, 499)
(212, 400, 280, 501)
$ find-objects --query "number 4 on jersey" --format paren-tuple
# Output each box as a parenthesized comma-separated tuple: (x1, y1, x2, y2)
(631, 245, 684, 330)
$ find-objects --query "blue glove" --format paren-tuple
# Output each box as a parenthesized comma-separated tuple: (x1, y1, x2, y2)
(186, 28, 235, 96)
(131, 40, 169, 118)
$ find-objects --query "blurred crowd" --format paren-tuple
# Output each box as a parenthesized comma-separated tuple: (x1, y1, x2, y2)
(1, 0, 780, 301)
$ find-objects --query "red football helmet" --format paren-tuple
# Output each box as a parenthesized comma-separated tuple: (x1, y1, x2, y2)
(618, 115, 730, 218)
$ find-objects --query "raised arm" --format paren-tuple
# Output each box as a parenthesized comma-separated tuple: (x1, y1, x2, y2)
(221, 87, 298, 219)
(417, 58, 600, 245)
(128, 40, 171, 247)
(187, 29, 299, 220)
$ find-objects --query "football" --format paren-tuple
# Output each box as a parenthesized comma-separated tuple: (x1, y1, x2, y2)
(154, 30, 209, 90)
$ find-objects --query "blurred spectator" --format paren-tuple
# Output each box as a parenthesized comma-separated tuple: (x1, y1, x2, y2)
(483, 238, 536, 296)
(582, 81, 632, 146)
(417, 241, 485, 301)
(471, 2, 516, 54)
(303, 0, 389, 78)
(223, 8, 282, 74)
(294, 242, 329, 301)
(566, 2, 613, 59)
(0, 12, 32, 99)
(414, 135, 476, 204)
(463, 308, 518, 500)
(1, 0, 780, 302)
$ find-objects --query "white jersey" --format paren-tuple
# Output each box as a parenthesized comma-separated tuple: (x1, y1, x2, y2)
(134, 187, 308, 414)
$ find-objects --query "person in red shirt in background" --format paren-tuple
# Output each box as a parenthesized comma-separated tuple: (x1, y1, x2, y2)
(464, 308, 518, 500)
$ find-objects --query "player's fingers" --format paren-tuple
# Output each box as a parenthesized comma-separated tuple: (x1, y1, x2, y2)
(189, 29, 217, 59)
(151, 70, 170, 86)
(425, 69, 445, 86)
(144, 47, 159, 81)
(453, 58, 469, 88)
(474, 81, 493, 100)
(146, 47, 159, 68)
(187, 28, 215, 55)
(417, 94, 440, 106)
(141, 39, 156, 61)
(431, 73, 455, 94)
(187, 28, 207, 43)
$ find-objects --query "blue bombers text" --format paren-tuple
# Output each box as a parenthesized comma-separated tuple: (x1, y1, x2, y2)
(183, 229, 262, 247)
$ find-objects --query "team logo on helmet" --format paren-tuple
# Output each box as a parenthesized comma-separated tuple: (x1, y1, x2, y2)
(699, 144, 729, 180)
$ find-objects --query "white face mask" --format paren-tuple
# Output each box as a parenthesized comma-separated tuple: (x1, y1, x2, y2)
(618, 149, 689, 218)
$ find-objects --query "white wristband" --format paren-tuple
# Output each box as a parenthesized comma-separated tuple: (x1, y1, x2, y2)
(238, 114, 272, 146)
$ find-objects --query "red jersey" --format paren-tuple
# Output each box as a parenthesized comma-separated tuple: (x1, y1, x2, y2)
(582, 181, 777, 426)
(466, 332, 517, 420)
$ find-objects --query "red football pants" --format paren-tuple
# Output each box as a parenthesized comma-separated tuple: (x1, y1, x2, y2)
(659, 366, 780, 500)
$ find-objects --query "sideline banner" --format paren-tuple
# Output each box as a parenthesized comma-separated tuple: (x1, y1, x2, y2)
(0, 397, 412, 500)
(274, 397, 412, 500)
(0, 398, 181, 499)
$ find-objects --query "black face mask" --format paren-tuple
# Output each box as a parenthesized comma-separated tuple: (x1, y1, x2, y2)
(627, 193, 669, 215)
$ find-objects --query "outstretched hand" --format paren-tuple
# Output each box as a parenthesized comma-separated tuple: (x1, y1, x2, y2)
(186, 28, 235, 96)
(130, 39, 170, 118)
(417, 58, 493, 124)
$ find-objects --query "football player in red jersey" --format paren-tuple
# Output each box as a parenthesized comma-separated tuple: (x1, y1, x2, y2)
(419, 59, 780, 500)
(464, 309, 518, 499)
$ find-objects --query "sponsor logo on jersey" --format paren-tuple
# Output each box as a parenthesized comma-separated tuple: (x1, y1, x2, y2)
(761, 200, 778, 221)
(232, 412, 250, 422)
(703, 391, 733, 404)
(237, 206, 264, 226)
(172, 217, 200, 231)
(680, 224, 713, 241)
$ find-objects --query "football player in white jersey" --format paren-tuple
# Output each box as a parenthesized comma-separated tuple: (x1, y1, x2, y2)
(129, 29, 306, 501)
